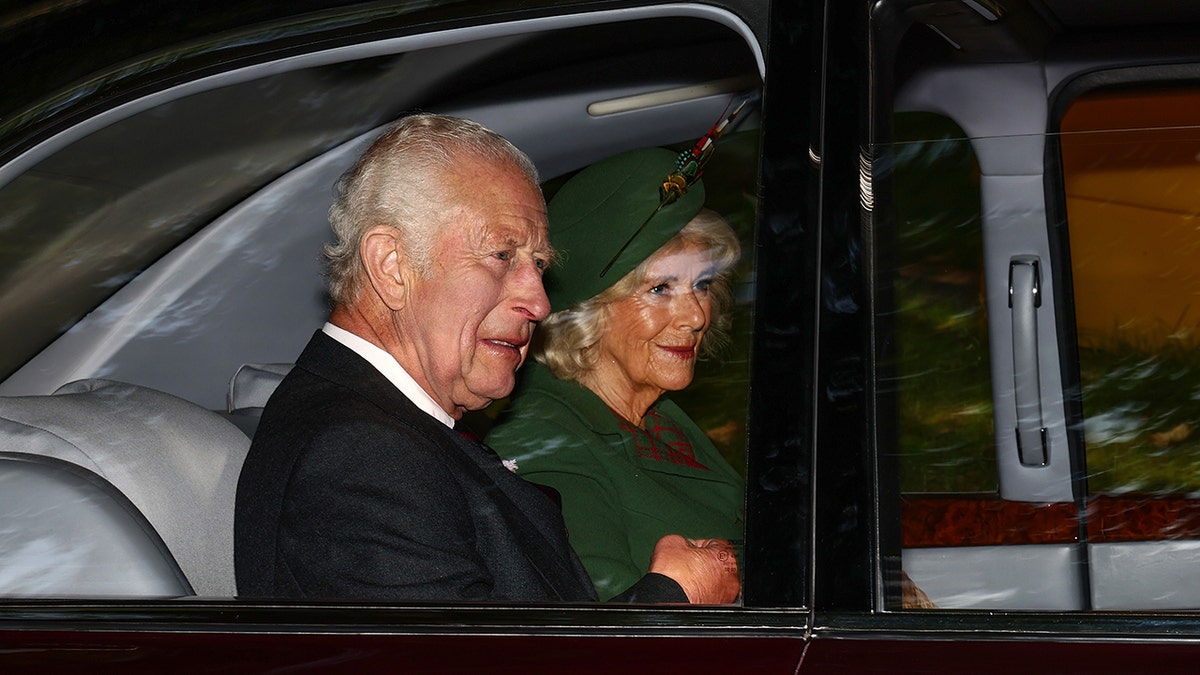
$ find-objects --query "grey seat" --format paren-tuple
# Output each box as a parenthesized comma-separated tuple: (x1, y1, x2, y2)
(0, 379, 251, 596)
(222, 363, 293, 439)
(0, 452, 192, 597)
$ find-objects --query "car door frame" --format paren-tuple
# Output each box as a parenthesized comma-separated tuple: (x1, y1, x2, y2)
(0, 1, 815, 671)
(801, 0, 1200, 670)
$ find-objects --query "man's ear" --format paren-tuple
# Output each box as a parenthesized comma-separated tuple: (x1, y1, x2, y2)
(361, 226, 411, 311)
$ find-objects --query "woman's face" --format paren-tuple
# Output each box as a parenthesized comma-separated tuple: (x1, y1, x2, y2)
(594, 242, 717, 403)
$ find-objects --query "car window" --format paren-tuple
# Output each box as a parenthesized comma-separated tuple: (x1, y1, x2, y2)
(881, 112, 1087, 611)
(0, 8, 776, 613)
(0, 54, 420, 384)
(874, 2, 1200, 610)
(1061, 86, 1200, 495)
(873, 0, 1085, 606)
(0, 15, 760, 410)
(1059, 84, 1200, 610)
(868, 0, 1200, 612)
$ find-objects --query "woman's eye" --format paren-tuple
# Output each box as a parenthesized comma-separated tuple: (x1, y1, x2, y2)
(695, 278, 713, 293)
(649, 283, 669, 295)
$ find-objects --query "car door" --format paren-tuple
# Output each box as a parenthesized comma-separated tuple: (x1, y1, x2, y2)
(795, 0, 1200, 670)
(0, 1, 813, 671)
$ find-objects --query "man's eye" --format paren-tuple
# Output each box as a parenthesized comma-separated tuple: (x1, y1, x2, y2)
(534, 257, 548, 271)
(495, 251, 511, 261)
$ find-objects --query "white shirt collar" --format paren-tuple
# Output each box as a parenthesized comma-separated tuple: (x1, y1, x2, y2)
(321, 322, 456, 429)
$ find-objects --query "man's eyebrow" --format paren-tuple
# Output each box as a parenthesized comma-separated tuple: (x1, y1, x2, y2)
(478, 230, 560, 264)
(537, 244, 563, 267)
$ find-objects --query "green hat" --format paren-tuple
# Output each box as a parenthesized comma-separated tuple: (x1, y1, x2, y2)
(545, 147, 706, 310)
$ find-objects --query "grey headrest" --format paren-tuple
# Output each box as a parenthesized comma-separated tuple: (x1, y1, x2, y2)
(0, 379, 250, 596)
(227, 363, 292, 412)
(0, 452, 192, 597)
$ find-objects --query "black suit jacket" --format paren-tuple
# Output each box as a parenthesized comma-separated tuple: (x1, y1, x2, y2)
(234, 331, 684, 602)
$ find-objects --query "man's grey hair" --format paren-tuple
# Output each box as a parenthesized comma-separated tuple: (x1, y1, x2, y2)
(324, 113, 541, 305)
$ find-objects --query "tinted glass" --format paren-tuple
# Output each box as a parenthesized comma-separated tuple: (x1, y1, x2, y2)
(878, 66, 1200, 611)
(0, 12, 770, 611)
(1060, 85, 1200, 610)
(1063, 87, 1200, 496)
(890, 112, 994, 496)
(0, 55, 419, 381)
(875, 4, 1086, 612)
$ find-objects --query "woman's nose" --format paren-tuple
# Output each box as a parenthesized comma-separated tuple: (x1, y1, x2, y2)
(675, 290, 707, 331)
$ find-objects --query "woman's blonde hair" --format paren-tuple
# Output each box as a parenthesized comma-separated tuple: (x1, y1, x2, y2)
(535, 208, 740, 382)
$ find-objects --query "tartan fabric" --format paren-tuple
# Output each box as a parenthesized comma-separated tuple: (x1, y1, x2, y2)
(616, 407, 711, 470)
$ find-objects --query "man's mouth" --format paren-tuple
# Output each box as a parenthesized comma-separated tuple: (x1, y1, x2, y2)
(485, 338, 526, 352)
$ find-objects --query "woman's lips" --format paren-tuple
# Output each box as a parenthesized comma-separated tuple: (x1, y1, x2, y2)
(659, 344, 696, 358)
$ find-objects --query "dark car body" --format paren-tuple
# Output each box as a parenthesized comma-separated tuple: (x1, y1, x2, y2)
(5, 0, 1200, 671)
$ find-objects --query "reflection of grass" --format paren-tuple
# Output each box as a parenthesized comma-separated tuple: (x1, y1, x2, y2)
(891, 112, 995, 494)
(1080, 335, 1200, 495)
(893, 275, 995, 493)
(888, 112, 1200, 499)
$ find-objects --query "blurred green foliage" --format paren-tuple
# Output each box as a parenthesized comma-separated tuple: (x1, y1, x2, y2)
(888, 112, 996, 494)
(668, 129, 759, 477)
(1079, 335, 1200, 495)
(890, 111, 1200, 497)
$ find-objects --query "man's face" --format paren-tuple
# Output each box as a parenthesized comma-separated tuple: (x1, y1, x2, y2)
(394, 157, 552, 417)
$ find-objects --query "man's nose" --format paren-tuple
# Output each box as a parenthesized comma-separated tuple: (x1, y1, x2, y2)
(512, 260, 551, 321)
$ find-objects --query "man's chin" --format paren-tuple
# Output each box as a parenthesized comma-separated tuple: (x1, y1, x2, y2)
(460, 379, 516, 411)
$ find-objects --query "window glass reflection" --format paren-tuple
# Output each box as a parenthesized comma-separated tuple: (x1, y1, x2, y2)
(1063, 87, 1200, 496)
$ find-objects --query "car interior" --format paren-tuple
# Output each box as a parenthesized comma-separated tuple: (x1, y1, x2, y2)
(873, 0, 1200, 610)
(4, 0, 1200, 620)
(0, 7, 763, 599)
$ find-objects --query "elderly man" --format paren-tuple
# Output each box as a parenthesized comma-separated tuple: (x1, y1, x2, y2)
(234, 113, 739, 603)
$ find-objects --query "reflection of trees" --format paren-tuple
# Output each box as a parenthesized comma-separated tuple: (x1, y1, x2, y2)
(670, 130, 759, 479)
(1081, 337, 1200, 495)
(893, 274, 994, 493)
(1062, 92, 1200, 496)
(891, 113, 995, 494)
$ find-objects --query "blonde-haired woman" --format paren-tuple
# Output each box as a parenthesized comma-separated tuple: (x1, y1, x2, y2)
(487, 147, 745, 601)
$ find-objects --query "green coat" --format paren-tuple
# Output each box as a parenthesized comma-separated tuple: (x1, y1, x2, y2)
(485, 363, 745, 600)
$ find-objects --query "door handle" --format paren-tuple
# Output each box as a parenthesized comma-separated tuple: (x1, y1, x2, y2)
(1009, 255, 1048, 466)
